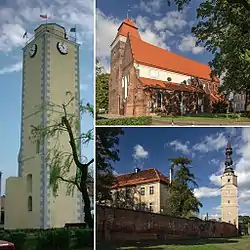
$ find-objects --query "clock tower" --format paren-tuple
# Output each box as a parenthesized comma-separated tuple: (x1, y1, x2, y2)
(5, 23, 82, 229)
(221, 135, 238, 229)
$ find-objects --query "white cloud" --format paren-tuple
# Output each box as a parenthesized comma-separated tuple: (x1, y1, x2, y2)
(194, 187, 220, 199)
(133, 0, 164, 16)
(0, 0, 93, 52)
(0, 61, 22, 75)
(209, 159, 220, 165)
(178, 34, 205, 54)
(96, 9, 173, 72)
(154, 11, 188, 31)
(133, 144, 149, 160)
(167, 139, 191, 155)
(193, 132, 227, 153)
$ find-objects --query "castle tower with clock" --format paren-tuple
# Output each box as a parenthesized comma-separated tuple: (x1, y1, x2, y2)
(4, 23, 82, 229)
(221, 136, 238, 229)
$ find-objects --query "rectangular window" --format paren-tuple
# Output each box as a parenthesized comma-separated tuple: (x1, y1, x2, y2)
(149, 186, 154, 195)
(141, 187, 145, 196)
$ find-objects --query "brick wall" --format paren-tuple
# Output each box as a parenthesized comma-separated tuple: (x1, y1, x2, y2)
(97, 205, 238, 242)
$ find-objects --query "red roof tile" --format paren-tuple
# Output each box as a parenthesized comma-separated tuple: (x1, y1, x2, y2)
(128, 34, 219, 83)
(112, 168, 169, 188)
(138, 77, 204, 93)
(117, 18, 141, 40)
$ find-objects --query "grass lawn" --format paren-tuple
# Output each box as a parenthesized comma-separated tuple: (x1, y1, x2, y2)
(152, 115, 250, 125)
(97, 237, 250, 250)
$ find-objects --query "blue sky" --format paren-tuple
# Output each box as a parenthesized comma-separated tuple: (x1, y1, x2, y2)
(0, 0, 94, 194)
(113, 127, 250, 219)
(96, 0, 213, 71)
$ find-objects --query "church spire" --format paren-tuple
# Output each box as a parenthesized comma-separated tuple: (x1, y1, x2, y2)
(224, 134, 234, 174)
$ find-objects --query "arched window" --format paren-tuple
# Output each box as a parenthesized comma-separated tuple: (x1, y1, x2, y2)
(27, 174, 32, 193)
(28, 196, 32, 212)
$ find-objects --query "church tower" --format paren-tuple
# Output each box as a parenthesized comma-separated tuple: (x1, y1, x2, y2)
(109, 19, 140, 115)
(221, 135, 238, 228)
(5, 23, 82, 229)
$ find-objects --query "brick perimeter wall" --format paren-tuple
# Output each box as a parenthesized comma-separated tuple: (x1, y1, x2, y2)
(97, 205, 238, 242)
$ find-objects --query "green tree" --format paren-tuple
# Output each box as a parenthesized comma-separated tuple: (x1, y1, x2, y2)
(191, 0, 250, 110)
(31, 93, 94, 228)
(96, 60, 110, 113)
(96, 127, 124, 203)
(167, 157, 202, 217)
(160, 0, 250, 110)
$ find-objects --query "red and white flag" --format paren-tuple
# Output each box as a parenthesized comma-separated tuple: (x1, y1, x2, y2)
(40, 14, 48, 19)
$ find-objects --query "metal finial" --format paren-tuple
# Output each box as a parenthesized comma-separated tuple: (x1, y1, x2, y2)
(127, 5, 131, 19)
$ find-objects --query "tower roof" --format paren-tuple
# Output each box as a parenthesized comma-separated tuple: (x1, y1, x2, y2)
(111, 18, 141, 45)
(224, 134, 234, 174)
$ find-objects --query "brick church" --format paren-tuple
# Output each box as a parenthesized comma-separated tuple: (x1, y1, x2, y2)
(109, 18, 223, 116)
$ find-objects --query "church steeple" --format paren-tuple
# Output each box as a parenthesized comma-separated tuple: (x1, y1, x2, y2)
(224, 134, 234, 174)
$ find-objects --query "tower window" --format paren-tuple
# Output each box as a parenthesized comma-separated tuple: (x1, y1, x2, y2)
(228, 200, 230, 204)
(36, 140, 40, 154)
(28, 196, 32, 212)
(27, 174, 32, 193)
(228, 179, 230, 182)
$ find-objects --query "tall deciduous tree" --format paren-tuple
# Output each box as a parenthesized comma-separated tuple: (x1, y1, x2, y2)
(191, 0, 250, 110)
(31, 93, 94, 228)
(96, 127, 124, 203)
(167, 157, 202, 217)
(96, 60, 110, 113)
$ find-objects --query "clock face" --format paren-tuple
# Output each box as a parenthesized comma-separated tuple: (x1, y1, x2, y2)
(29, 44, 37, 58)
(57, 42, 68, 55)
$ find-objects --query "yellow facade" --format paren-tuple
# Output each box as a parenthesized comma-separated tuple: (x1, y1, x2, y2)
(5, 23, 81, 229)
(221, 173, 238, 229)
(112, 181, 169, 213)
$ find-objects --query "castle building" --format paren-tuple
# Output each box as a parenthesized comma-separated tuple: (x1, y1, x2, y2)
(110, 168, 170, 214)
(221, 136, 238, 229)
(109, 18, 223, 116)
(5, 23, 82, 229)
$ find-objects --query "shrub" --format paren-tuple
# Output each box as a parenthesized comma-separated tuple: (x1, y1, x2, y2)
(212, 101, 228, 113)
(241, 111, 250, 118)
(36, 228, 71, 250)
(74, 229, 93, 248)
(8, 231, 27, 250)
(96, 116, 152, 125)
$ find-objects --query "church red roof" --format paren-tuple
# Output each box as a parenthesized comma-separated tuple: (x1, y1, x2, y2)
(112, 168, 169, 188)
(129, 34, 219, 83)
(138, 77, 204, 93)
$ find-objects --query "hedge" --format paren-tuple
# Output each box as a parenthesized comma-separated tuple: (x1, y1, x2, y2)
(0, 228, 93, 250)
(96, 116, 152, 125)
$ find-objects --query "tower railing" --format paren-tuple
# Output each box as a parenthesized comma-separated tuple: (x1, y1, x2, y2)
(23, 29, 77, 49)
